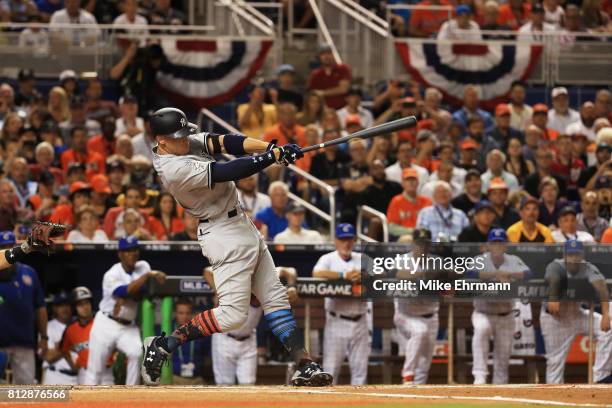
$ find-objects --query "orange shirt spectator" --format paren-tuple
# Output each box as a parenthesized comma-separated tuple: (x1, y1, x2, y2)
(497, 0, 531, 30)
(602, 227, 612, 243)
(387, 168, 433, 234)
(410, 0, 453, 37)
(61, 149, 106, 181)
(87, 116, 117, 161)
(49, 182, 92, 228)
(308, 44, 352, 109)
(263, 103, 310, 172)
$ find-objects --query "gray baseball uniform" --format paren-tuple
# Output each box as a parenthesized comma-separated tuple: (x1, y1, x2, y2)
(540, 259, 612, 383)
(472, 252, 529, 384)
(152, 134, 289, 332)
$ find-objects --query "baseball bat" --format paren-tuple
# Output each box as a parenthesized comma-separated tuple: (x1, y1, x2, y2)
(300, 116, 417, 153)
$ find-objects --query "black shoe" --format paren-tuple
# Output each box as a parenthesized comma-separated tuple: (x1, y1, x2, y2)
(141, 335, 171, 386)
(597, 374, 612, 384)
(291, 361, 333, 386)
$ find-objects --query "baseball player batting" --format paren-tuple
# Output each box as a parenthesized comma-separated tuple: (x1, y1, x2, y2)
(140, 107, 329, 386)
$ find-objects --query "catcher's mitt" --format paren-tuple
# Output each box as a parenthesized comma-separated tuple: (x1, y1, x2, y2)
(26, 221, 67, 255)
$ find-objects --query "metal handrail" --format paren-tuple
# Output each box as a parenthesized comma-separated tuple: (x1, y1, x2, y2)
(308, 0, 342, 64)
(338, 0, 388, 29)
(216, 0, 275, 36)
(197, 108, 337, 240)
(236, 0, 275, 29)
(0, 22, 216, 31)
(356, 205, 389, 243)
(326, 0, 389, 38)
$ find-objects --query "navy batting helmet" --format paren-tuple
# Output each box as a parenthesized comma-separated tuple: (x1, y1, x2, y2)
(150, 107, 198, 139)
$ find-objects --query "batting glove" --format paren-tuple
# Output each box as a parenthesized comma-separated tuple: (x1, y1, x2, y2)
(279, 144, 304, 166)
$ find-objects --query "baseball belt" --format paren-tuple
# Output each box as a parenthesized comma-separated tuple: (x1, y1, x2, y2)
(328, 311, 363, 322)
(227, 333, 251, 342)
(199, 208, 238, 224)
(105, 312, 134, 325)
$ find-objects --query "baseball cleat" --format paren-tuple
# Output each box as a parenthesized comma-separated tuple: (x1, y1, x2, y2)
(141, 335, 171, 386)
(291, 361, 333, 386)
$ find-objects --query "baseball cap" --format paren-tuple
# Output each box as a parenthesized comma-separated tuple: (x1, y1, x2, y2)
(51, 292, 70, 305)
(18, 69, 35, 81)
(286, 202, 306, 213)
(345, 114, 362, 127)
(531, 2, 544, 13)
(401, 96, 416, 106)
(474, 200, 494, 213)
(495, 104, 510, 117)
(107, 158, 126, 172)
(402, 167, 419, 179)
(59, 69, 77, 83)
(276, 64, 295, 75)
(417, 130, 433, 142)
(487, 228, 508, 242)
(465, 169, 481, 182)
(596, 143, 611, 153)
(456, 4, 472, 15)
(318, 43, 332, 54)
(564, 239, 584, 254)
(413, 228, 432, 243)
(118, 236, 140, 251)
(336, 223, 355, 239)
(487, 177, 509, 192)
(533, 103, 549, 114)
(69, 181, 92, 195)
(91, 174, 111, 194)
(551, 87, 568, 99)
(460, 138, 478, 150)
(520, 196, 539, 209)
(558, 205, 577, 218)
(0, 231, 16, 246)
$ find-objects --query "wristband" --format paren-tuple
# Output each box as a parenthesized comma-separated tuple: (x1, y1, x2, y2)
(340, 271, 346, 280)
(5, 243, 29, 264)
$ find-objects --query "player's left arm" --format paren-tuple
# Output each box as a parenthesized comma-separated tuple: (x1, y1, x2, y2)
(203, 133, 275, 156)
(592, 279, 610, 331)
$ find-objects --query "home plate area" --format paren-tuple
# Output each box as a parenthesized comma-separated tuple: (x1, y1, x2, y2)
(6, 384, 611, 408)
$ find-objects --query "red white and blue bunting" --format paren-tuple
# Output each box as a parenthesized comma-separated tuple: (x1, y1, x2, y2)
(157, 39, 273, 107)
(395, 40, 543, 107)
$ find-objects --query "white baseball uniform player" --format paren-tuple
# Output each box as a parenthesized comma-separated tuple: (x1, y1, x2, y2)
(42, 318, 78, 385)
(314, 246, 369, 385)
(85, 247, 148, 385)
(142, 108, 331, 387)
(540, 257, 612, 384)
(394, 250, 440, 385)
(472, 251, 530, 384)
(212, 303, 263, 385)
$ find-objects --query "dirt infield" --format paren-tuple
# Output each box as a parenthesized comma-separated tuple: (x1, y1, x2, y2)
(1, 385, 611, 408)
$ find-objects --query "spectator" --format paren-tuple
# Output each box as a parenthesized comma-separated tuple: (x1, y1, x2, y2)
(488, 104, 523, 151)
(0, 0, 38, 22)
(41, 292, 76, 385)
(103, 184, 146, 239)
(387, 167, 432, 239)
(49, 0, 100, 46)
(480, 150, 520, 194)
(552, 133, 585, 200)
(525, 147, 568, 198)
(457, 139, 480, 172)
(531, 104, 559, 142)
(465, 116, 500, 170)
(14, 69, 41, 108)
(538, 176, 567, 227)
(60, 97, 101, 141)
(482, 0, 512, 37)
(452, 169, 486, 215)
(115, 155, 157, 211)
(47, 86, 70, 124)
(58, 70, 79, 102)
(237, 83, 277, 140)
(338, 139, 372, 222)
(497, 0, 531, 30)
(458, 200, 497, 242)
(266, 64, 303, 109)
(507, 196, 554, 243)
(518, 2, 557, 41)
(63, 162, 87, 189)
(66, 205, 108, 243)
(1, 112, 23, 146)
(544, 0, 565, 28)
(595, 89, 611, 122)
(236, 173, 271, 217)
(9, 157, 36, 207)
(115, 96, 143, 138)
(297, 91, 325, 127)
(437, 5, 482, 40)
(106, 158, 127, 203)
(360, 159, 402, 238)
(131, 113, 155, 162)
(372, 80, 407, 118)
(578, 142, 611, 197)
(27, 170, 57, 221)
(84, 78, 119, 120)
(308, 43, 352, 110)
(310, 128, 350, 186)
(90, 174, 113, 218)
(566, 102, 597, 143)
(409, 0, 452, 37)
(17, 14, 50, 56)
(522, 125, 542, 163)
(547, 87, 580, 134)
(487, 177, 520, 229)
(0, 179, 32, 231)
(50, 181, 91, 226)
(118, 207, 151, 240)
(375, 95, 421, 128)
(0, 83, 15, 122)
(505, 136, 535, 185)
(147, 192, 184, 240)
(60, 126, 106, 180)
(552, 205, 596, 242)
(595, 175, 612, 219)
(170, 212, 198, 241)
(274, 203, 323, 244)
(366, 136, 395, 168)
(87, 116, 117, 162)
(416, 180, 469, 241)
(507, 81, 533, 130)
(422, 161, 463, 198)
(0, 231, 48, 385)
(113, 0, 148, 48)
(147, 0, 186, 25)
(255, 181, 289, 240)
(414, 130, 438, 173)
(452, 85, 494, 132)
(581, 0, 610, 32)
(602, 226, 612, 243)
(337, 87, 373, 130)
(421, 88, 452, 136)
(115, 134, 134, 161)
